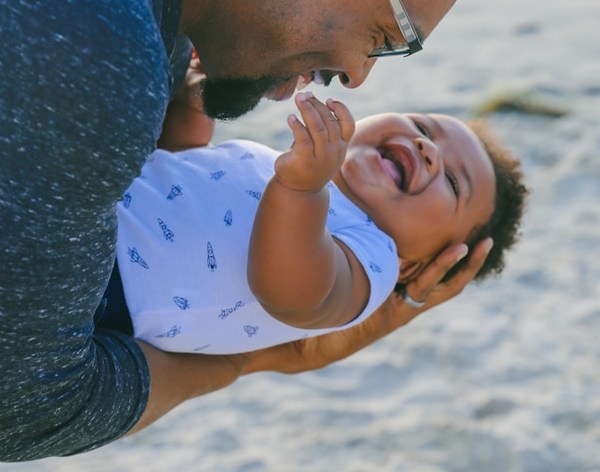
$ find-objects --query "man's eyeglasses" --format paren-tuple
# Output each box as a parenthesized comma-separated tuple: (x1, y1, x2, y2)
(368, 0, 423, 58)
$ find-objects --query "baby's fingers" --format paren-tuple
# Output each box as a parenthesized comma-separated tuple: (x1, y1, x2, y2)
(287, 113, 313, 154)
(326, 99, 355, 142)
(295, 92, 341, 145)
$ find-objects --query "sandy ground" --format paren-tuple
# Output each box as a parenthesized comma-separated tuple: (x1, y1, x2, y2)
(3, 0, 599, 470)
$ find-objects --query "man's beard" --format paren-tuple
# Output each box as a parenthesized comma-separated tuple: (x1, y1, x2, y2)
(200, 71, 336, 121)
(200, 76, 288, 121)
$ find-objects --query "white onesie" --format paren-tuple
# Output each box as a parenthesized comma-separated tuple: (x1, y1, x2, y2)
(117, 140, 399, 354)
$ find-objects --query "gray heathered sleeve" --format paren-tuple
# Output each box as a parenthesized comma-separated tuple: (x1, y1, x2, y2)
(0, 0, 175, 460)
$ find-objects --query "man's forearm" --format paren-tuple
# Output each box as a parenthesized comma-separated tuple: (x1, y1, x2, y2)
(127, 341, 251, 435)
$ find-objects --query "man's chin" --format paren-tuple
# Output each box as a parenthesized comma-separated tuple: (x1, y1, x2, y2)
(203, 98, 261, 121)
(201, 75, 290, 121)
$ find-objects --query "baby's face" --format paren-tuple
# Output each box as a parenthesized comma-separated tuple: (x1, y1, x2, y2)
(333, 112, 495, 263)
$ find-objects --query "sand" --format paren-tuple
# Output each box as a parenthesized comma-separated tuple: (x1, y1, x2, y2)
(3, 0, 599, 470)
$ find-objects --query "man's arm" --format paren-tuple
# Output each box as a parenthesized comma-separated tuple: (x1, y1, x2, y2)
(128, 238, 492, 435)
(127, 342, 250, 434)
(0, 1, 175, 460)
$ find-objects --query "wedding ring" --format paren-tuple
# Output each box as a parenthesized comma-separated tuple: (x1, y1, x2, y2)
(401, 288, 426, 309)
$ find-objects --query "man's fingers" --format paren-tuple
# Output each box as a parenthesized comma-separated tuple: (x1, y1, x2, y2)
(409, 238, 494, 310)
(444, 238, 493, 293)
(407, 243, 469, 301)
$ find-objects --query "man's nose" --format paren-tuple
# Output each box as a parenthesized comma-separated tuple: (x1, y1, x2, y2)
(415, 138, 441, 175)
(338, 58, 377, 89)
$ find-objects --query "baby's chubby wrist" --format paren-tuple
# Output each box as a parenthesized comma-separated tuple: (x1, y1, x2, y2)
(272, 172, 330, 195)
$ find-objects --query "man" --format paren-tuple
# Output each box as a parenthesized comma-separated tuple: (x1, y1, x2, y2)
(0, 0, 491, 461)
(181, 0, 456, 120)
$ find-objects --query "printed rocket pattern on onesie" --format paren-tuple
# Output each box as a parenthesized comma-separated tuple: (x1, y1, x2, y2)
(116, 140, 399, 354)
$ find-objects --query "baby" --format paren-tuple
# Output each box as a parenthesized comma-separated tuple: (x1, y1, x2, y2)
(106, 93, 527, 354)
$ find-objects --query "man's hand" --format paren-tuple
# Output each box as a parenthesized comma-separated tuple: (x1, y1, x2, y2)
(400, 238, 493, 311)
(244, 238, 493, 374)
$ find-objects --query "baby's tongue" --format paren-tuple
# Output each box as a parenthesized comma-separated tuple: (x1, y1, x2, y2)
(381, 158, 403, 188)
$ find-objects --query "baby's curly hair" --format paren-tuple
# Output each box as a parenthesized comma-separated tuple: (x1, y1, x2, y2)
(442, 119, 529, 283)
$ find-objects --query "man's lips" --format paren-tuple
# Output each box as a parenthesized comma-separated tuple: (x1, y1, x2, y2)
(297, 71, 326, 89)
(266, 71, 329, 100)
(380, 144, 417, 192)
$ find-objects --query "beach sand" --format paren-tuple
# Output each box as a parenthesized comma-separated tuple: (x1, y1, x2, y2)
(3, 0, 599, 470)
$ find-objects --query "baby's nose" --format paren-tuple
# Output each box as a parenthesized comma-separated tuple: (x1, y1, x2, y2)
(416, 138, 440, 175)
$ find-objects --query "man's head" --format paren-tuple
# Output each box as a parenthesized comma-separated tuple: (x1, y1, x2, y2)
(180, 0, 456, 119)
(332, 112, 528, 285)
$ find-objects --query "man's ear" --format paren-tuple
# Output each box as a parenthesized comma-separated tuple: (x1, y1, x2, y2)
(398, 259, 426, 284)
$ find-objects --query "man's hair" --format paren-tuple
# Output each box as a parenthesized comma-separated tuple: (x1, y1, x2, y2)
(442, 119, 529, 283)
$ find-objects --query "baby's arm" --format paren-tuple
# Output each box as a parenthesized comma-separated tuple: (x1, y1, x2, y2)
(157, 53, 215, 151)
(248, 93, 369, 330)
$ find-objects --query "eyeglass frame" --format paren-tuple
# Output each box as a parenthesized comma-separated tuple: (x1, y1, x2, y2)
(368, 0, 423, 58)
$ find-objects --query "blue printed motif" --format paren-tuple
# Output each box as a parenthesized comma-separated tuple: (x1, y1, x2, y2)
(243, 325, 259, 337)
(207, 242, 217, 271)
(369, 261, 382, 273)
(122, 192, 132, 208)
(210, 170, 226, 181)
(328, 208, 337, 216)
(157, 217, 175, 242)
(224, 210, 233, 227)
(193, 344, 211, 352)
(327, 182, 334, 189)
(218, 300, 245, 320)
(173, 296, 190, 310)
(246, 190, 262, 200)
(388, 240, 395, 253)
(156, 325, 181, 338)
(128, 247, 149, 269)
(366, 216, 373, 225)
(167, 184, 183, 200)
(240, 152, 254, 160)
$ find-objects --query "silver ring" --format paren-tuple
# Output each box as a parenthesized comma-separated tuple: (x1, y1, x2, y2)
(401, 288, 425, 309)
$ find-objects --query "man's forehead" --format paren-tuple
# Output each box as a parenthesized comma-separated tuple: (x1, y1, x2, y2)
(400, 0, 457, 40)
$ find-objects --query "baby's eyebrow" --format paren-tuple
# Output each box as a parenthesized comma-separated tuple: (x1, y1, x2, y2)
(429, 114, 473, 206)
(428, 115, 444, 137)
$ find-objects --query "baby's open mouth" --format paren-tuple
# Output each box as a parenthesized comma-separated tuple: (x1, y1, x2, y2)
(380, 147, 414, 192)
(380, 154, 404, 190)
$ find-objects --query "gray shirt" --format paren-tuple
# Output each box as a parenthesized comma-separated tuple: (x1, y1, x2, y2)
(0, 0, 190, 460)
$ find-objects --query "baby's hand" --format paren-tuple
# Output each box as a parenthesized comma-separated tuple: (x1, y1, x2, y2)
(173, 50, 207, 113)
(158, 50, 215, 150)
(274, 93, 355, 192)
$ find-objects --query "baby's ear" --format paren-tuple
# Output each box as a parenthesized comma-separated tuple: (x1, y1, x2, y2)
(397, 259, 426, 284)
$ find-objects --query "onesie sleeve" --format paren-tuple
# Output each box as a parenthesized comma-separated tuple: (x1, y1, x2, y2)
(333, 223, 400, 327)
